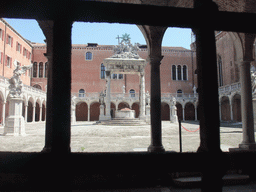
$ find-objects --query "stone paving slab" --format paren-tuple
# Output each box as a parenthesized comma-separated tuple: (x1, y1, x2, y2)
(0, 121, 243, 152)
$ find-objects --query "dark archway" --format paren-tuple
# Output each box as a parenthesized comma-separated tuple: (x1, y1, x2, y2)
(118, 102, 130, 110)
(90, 102, 100, 121)
(76, 102, 88, 121)
(232, 94, 241, 122)
(132, 102, 140, 118)
(220, 96, 231, 121)
(161, 102, 170, 120)
(185, 102, 195, 120)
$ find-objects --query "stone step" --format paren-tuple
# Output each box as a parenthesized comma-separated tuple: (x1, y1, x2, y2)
(173, 174, 250, 188)
(96, 118, 147, 126)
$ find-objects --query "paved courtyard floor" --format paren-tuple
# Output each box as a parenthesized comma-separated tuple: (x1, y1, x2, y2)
(0, 121, 243, 152)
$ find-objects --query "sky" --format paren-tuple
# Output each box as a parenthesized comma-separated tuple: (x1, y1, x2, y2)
(4, 18, 193, 49)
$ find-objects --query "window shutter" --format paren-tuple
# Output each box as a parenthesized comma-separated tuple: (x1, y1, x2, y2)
(10, 58, 12, 68)
(11, 37, 13, 47)
(2, 30, 4, 41)
(20, 45, 22, 53)
(5, 56, 7, 66)
(16, 42, 18, 51)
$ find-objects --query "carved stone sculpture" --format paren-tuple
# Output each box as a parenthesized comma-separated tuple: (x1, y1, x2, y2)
(9, 60, 32, 98)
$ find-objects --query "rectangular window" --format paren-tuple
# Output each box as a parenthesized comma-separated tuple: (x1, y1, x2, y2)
(6, 56, 11, 67)
(0, 29, 2, 40)
(23, 48, 27, 57)
(7, 35, 13, 46)
(172, 65, 176, 80)
(17, 42, 22, 53)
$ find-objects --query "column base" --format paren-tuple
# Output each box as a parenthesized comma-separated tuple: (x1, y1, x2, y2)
(148, 145, 165, 152)
(229, 143, 256, 152)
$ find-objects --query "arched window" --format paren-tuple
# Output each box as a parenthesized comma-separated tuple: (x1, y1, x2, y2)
(129, 89, 135, 97)
(44, 62, 48, 78)
(33, 84, 42, 90)
(39, 62, 43, 78)
(183, 65, 187, 80)
(86, 52, 92, 60)
(172, 65, 176, 80)
(177, 65, 182, 80)
(79, 89, 85, 97)
(217, 55, 223, 87)
(177, 89, 183, 97)
(100, 63, 105, 79)
(33, 62, 37, 78)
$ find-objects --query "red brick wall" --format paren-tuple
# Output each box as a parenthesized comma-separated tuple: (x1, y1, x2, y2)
(32, 44, 197, 95)
(0, 19, 32, 86)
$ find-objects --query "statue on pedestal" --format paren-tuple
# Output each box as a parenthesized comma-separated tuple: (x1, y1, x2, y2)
(4, 60, 32, 136)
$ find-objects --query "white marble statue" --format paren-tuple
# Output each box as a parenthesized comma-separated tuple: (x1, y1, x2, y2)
(9, 60, 32, 98)
(112, 39, 140, 59)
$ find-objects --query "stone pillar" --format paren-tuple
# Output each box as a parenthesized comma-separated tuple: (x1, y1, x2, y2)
(105, 71, 111, 120)
(182, 105, 185, 121)
(42, 19, 72, 154)
(88, 105, 90, 122)
(32, 104, 36, 123)
(2, 101, 6, 126)
(194, 1, 226, 191)
(71, 99, 76, 125)
(238, 60, 256, 150)
(194, 26, 221, 153)
(139, 71, 146, 120)
(194, 105, 197, 121)
(230, 99, 233, 121)
(40, 106, 43, 122)
(147, 55, 165, 152)
(24, 104, 28, 123)
(4, 97, 25, 136)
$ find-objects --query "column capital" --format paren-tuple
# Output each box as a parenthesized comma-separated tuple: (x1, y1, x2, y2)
(147, 55, 164, 65)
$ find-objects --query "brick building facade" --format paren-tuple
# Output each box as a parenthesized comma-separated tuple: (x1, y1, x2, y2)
(0, 18, 244, 123)
(32, 43, 197, 121)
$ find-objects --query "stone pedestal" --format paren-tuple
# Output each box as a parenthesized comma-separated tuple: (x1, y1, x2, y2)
(4, 97, 25, 136)
(99, 104, 107, 121)
(115, 109, 135, 119)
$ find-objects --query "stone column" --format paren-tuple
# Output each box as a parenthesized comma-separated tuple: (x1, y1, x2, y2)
(194, 26, 221, 153)
(32, 104, 35, 123)
(2, 101, 6, 126)
(147, 55, 165, 152)
(88, 105, 90, 121)
(194, 105, 197, 121)
(182, 105, 185, 121)
(40, 106, 43, 122)
(42, 19, 72, 154)
(238, 60, 256, 150)
(105, 71, 111, 120)
(139, 71, 146, 120)
(194, 1, 226, 191)
(24, 104, 28, 123)
(230, 99, 233, 121)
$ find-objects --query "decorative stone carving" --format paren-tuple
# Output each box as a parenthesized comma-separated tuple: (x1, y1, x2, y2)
(9, 60, 32, 98)
(112, 40, 140, 59)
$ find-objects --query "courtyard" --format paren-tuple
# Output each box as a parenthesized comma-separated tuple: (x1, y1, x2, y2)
(0, 121, 242, 153)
